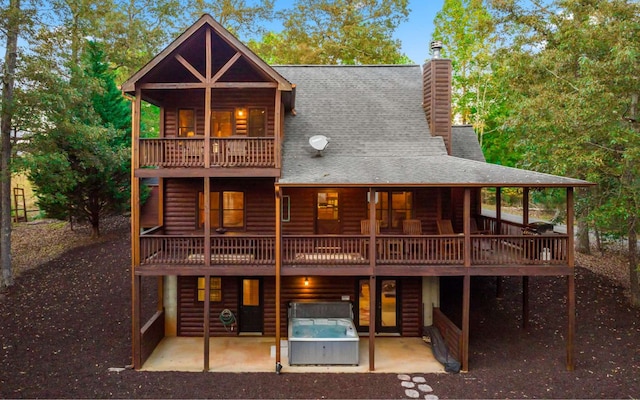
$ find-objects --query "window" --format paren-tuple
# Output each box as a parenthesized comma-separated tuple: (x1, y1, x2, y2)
(375, 191, 413, 229)
(198, 191, 245, 229)
(317, 191, 339, 221)
(178, 109, 195, 137)
(248, 108, 266, 137)
(211, 110, 234, 137)
(197, 277, 222, 302)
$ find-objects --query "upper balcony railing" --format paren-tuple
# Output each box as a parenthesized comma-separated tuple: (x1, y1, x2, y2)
(139, 137, 276, 168)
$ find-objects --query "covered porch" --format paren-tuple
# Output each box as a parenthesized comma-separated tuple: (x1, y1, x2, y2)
(141, 336, 443, 373)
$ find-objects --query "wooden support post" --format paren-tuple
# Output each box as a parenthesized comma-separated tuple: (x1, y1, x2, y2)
(495, 187, 502, 234)
(131, 88, 141, 369)
(369, 275, 376, 371)
(522, 276, 529, 329)
(463, 188, 471, 267)
(132, 275, 141, 369)
(461, 274, 470, 372)
(368, 187, 377, 371)
(275, 187, 282, 372)
(566, 187, 575, 371)
(204, 274, 211, 372)
(203, 177, 211, 372)
(523, 187, 530, 227)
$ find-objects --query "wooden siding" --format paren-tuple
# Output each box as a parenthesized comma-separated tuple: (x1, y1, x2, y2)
(140, 184, 160, 228)
(163, 178, 276, 235)
(400, 277, 422, 336)
(177, 275, 422, 337)
(177, 276, 240, 336)
(162, 89, 276, 138)
(422, 59, 452, 154)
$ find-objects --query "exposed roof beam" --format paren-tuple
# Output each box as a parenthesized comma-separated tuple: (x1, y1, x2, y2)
(175, 54, 206, 83)
(211, 52, 241, 83)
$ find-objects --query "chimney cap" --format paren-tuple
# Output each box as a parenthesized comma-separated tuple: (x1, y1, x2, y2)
(430, 41, 443, 58)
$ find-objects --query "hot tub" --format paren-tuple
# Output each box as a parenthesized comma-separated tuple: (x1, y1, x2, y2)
(288, 302, 359, 366)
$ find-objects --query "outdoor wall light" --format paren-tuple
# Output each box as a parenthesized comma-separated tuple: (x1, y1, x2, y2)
(304, 277, 309, 286)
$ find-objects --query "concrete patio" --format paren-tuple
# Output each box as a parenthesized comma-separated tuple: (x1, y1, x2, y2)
(141, 336, 444, 374)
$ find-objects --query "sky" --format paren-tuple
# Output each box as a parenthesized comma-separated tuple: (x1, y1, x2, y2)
(273, 0, 445, 65)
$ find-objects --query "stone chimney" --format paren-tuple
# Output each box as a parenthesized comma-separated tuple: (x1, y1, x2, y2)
(423, 41, 452, 154)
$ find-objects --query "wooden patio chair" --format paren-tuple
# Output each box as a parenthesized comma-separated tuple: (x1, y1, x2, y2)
(402, 219, 422, 235)
(470, 218, 491, 235)
(437, 219, 461, 259)
(360, 219, 380, 235)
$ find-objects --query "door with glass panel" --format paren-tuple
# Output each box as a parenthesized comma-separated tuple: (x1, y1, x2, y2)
(357, 278, 400, 334)
(239, 278, 263, 333)
(316, 190, 341, 234)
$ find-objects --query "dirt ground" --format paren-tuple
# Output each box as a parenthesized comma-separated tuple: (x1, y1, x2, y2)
(1, 218, 639, 399)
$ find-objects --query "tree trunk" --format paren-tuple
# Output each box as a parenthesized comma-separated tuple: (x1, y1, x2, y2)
(629, 218, 639, 308)
(0, 0, 21, 287)
(576, 218, 590, 255)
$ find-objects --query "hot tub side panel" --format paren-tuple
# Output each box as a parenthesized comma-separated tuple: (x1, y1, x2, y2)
(288, 339, 359, 365)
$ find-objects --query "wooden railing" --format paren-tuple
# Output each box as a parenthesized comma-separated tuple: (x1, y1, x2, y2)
(138, 137, 276, 168)
(138, 232, 568, 268)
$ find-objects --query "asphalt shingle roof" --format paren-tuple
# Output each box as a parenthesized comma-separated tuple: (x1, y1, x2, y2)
(274, 65, 590, 187)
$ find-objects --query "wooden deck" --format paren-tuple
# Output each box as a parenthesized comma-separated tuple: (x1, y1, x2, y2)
(137, 230, 570, 276)
(139, 137, 276, 168)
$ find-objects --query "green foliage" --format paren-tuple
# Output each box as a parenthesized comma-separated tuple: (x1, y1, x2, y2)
(249, 0, 410, 64)
(24, 40, 131, 237)
(188, 0, 274, 38)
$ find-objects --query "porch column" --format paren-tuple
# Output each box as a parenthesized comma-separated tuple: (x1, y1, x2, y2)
(275, 187, 282, 372)
(367, 187, 377, 371)
(566, 187, 575, 370)
(522, 187, 530, 329)
(203, 177, 211, 371)
(461, 189, 471, 372)
(131, 88, 142, 369)
(495, 187, 503, 299)
(461, 274, 470, 372)
(203, 274, 211, 371)
(204, 28, 211, 168)
(463, 188, 471, 267)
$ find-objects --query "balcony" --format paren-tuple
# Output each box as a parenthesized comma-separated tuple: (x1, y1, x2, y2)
(139, 137, 276, 168)
(137, 224, 569, 276)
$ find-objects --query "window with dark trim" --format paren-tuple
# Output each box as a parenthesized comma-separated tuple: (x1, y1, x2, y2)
(198, 191, 245, 229)
(178, 108, 195, 137)
(375, 191, 413, 230)
(197, 277, 222, 302)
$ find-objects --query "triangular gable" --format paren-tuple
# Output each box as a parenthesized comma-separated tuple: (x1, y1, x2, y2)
(121, 14, 292, 93)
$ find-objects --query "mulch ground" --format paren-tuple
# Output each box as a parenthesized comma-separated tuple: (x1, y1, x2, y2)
(1, 224, 639, 399)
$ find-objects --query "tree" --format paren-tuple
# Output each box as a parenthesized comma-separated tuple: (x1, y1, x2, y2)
(188, 0, 274, 39)
(0, 0, 24, 287)
(25, 41, 131, 238)
(432, 0, 497, 145)
(249, 0, 410, 65)
(490, 0, 640, 305)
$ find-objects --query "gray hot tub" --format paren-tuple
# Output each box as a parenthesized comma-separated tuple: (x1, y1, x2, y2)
(288, 301, 360, 366)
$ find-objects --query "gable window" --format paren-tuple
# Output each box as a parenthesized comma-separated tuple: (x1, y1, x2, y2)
(375, 191, 413, 230)
(178, 109, 195, 137)
(212, 110, 234, 137)
(198, 191, 245, 229)
(248, 108, 266, 137)
(197, 277, 222, 302)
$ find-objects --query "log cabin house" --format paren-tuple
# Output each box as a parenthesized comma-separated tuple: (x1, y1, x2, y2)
(122, 14, 592, 373)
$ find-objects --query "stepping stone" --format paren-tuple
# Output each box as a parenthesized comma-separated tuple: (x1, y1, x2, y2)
(405, 389, 420, 398)
(412, 376, 427, 383)
(402, 381, 416, 388)
(424, 395, 439, 400)
(418, 384, 433, 393)
(398, 374, 411, 381)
